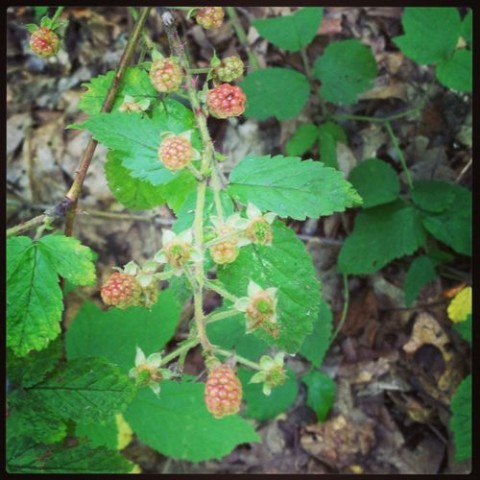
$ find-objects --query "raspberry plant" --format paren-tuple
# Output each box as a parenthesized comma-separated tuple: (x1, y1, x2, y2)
(6, 6, 471, 473)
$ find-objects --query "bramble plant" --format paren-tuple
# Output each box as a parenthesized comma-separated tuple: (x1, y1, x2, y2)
(6, 6, 471, 473)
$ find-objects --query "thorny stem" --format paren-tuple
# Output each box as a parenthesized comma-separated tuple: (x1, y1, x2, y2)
(225, 7, 260, 72)
(204, 229, 240, 248)
(204, 280, 239, 303)
(159, 338, 200, 367)
(205, 308, 239, 325)
(330, 274, 350, 344)
(214, 348, 262, 371)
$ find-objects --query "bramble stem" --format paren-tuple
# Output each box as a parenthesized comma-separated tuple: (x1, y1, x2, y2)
(159, 338, 200, 367)
(205, 308, 239, 324)
(204, 279, 239, 303)
(50, 6, 65, 27)
(330, 274, 350, 343)
(214, 348, 261, 370)
(204, 230, 241, 248)
(226, 7, 260, 72)
(385, 121, 413, 190)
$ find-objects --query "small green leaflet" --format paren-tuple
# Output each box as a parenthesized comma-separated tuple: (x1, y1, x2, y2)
(436, 49, 472, 93)
(318, 122, 347, 169)
(393, 8, 462, 65)
(302, 370, 335, 421)
(240, 68, 310, 120)
(411, 180, 457, 213)
(218, 222, 321, 353)
(124, 384, 260, 462)
(238, 368, 298, 421)
(454, 314, 471, 345)
(252, 7, 324, 52)
(66, 289, 181, 374)
(286, 123, 318, 157)
(227, 155, 362, 220)
(6, 437, 134, 474)
(314, 39, 377, 105)
(73, 98, 200, 186)
(348, 158, 400, 208)
(449, 375, 472, 462)
(461, 10, 472, 47)
(338, 200, 427, 274)
(7, 235, 96, 356)
(404, 255, 438, 306)
(25, 357, 136, 423)
(79, 66, 157, 115)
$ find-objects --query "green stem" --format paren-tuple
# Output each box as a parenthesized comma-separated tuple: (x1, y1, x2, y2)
(189, 68, 211, 74)
(205, 308, 239, 324)
(159, 338, 199, 367)
(333, 107, 421, 124)
(385, 121, 413, 190)
(226, 7, 260, 72)
(214, 348, 261, 370)
(204, 229, 241, 249)
(204, 280, 239, 303)
(330, 274, 349, 344)
(50, 6, 65, 28)
(210, 168, 225, 221)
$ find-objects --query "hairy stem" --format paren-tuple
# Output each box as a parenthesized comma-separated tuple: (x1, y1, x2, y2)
(204, 279, 239, 303)
(159, 338, 200, 367)
(205, 308, 239, 324)
(214, 348, 261, 370)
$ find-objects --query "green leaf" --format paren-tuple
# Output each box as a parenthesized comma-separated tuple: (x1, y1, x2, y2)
(26, 357, 136, 423)
(37, 234, 96, 285)
(348, 158, 400, 208)
(339, 200, 427, 274)
(436, 49, 472, 93)
(461, 11, 472, 47)
(74, 99, 199, 186)
(313, 39, 377, 105)
(318, 124, 337, 168)
(454, 314, 471, 345)
(218, 222, 321, 353)
(286, 123, 318, 157)
(302, 371, 335, 421)
(411, 180, 457, 213)
(421, 185, 471, 256)
(449, 374, 472, 462)
(404, 255, 438, 306)
(240, 68, 310, 120)
(66, 289, 181, 374)
(7, 338, 62, 388)
(124, 384, 260, 462)
(227, 155, 362, 220)
(79, 67, 157, 115)
(252, 7, 324, 52)
(75, 417, 119, 450)
(6, 437, 133, 473)
(7, 234, 95, 357)
(238, 368, 298, 421)
(394, 7, 461, 65)
(299, 299, 332, 367)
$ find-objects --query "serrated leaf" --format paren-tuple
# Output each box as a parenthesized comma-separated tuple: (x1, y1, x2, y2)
(302, 370, 335, 421)
(299, 299, 332, 367)
(6, 437, 133, 473)
(449, 374, 472, 462)
(348, 158, 400, 208)
(286, 123, 318, 157)
(124, 384, 260, 462)
(436, 49, 472, 93)
(79, 67, 157, 115)
(238, 367, 298, 421)
(404, 255, 438, 306)
(339, 200, 427, 274)
(421, 185, 471, 256)
(7, 338, 62, 388)
(37, 234, 96, 285)
(314, 39, 377, 105)
(454, 314, 471, 345)
(26, 357, 136, 423)
(252, 7, 324, 52)
(66, 289, 181, 373)
(411, 180, 457, 213)
(240, 68, 310, 120)
(227, 155, 362, 220)
(448, 286, 472, 324)
(218, 222, 321, 353)
(461, 11, 472, 47)
(393, 7, 462, 65)
(74, 99, 199, 186)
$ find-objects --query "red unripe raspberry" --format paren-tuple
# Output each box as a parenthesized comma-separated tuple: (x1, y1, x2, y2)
(206, 84, 246, 119)
(205, 365, 242, 418)
(100, 272, 142, 310)
(158, 136, 194, 171)
(213, 56, 244, 83)
(150, 57, 184, 93)
(29, 27, 60, 58)
(196, 7, 224, 30)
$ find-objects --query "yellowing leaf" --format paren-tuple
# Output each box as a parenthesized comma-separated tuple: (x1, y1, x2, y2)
(116, 414, 133, 450)
(448, 286, 472, 323)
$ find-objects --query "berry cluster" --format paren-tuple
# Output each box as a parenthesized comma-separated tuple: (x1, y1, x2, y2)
(29, 27, 60, 58)
(204, 364, 243, 418)
(150, 57, 184, 93)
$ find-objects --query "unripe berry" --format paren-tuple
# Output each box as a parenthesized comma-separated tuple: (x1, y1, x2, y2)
(213, 56, 244, 83)
(149, 57, 184, 93)
(205, 364, 242, 418)
(206, 84, 246, 119)
(246, 218, 273, 245)
(29, 27, 60, 58)
(196, 7, 224, 30)
(210, 225, 239, 264)
(101, 272, 142, 310)
(158, 136, 194, 171)
(165, 241, 193, 268)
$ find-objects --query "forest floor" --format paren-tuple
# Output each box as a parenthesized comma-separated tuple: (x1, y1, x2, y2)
(6, 6, 472, 474)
